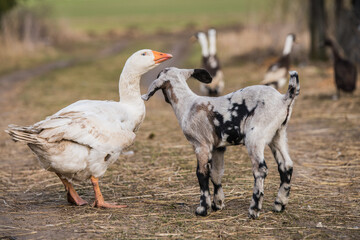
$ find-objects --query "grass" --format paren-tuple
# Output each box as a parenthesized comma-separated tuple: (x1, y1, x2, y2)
(26, 0, 276, 33)
(18, 38, 168, 119)
(0, 0, 287, 80)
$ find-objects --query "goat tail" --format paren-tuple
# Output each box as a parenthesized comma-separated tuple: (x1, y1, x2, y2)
(284, 71, 300, 101)
(5, 124, 40, 144)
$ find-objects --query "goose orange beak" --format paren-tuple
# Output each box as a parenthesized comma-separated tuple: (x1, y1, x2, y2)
(152, 51, 173, 64)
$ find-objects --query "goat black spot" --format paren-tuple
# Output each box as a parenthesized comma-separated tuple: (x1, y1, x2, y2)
(259, 161, 267, 169)
(212, 99, 257, 145)
(104, 154, 111, 162)
(251, 191, 263, 210)
(288, 87, 296, 98)
(196, 163, 210, 211)
(196, 163, 210, 191)
(213, 183, 222, 195)
(157, 68, 169, 78)
(282, 104, 291, 126)
(286, 189, 291, 197)
(274, 200, 285, 210)
(279, 167, 293, 186)
(216, 147, 226, 152)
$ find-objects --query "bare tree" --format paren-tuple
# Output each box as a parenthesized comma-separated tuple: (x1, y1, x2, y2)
(0, 0, 17, 29)
(309, 0, 327, 60)
(335, 0, 360, 64)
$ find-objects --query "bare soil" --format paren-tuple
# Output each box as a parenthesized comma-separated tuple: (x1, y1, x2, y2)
(0, 30, 359, 239)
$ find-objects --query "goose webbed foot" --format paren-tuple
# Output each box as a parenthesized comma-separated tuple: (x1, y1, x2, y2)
(90, 176, 127, 209)
(66, 191, 88, 206)
(56, 173, 88, 206)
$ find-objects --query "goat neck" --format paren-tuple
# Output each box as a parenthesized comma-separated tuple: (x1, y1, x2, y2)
(164, 81, 197, 119)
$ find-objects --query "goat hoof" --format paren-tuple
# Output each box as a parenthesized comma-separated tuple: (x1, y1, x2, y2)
(195, 206, 208, 216)
(248, 208, 260, 219)
(211, 201, 225, 211)
(273, 201, 286, 212)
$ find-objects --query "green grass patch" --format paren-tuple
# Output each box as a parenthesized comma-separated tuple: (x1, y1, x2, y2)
(26, 0, 276, 33)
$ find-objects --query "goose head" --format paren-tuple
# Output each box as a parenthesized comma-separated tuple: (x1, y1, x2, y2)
(124, 49, 173, 76)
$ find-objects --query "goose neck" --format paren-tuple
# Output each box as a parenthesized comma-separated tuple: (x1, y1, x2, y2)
(119, 68, 143, 103)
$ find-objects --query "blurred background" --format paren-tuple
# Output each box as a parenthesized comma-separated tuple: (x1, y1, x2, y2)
(1, 0, 359, 77)
(1, 0, 359, 99)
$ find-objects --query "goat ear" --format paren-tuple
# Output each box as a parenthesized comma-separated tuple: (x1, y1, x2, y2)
(141, 81, 161, 101)
(191, 69, 212, 83)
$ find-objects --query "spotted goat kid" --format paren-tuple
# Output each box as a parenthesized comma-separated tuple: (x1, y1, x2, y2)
(142, 67, 300, 218)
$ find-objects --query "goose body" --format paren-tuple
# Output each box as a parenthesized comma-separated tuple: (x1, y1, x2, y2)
(6, 49, 172, 208)
(261, 34, 295, 89)
(196, 29, 224, 96)
(11, 99, 141, 182)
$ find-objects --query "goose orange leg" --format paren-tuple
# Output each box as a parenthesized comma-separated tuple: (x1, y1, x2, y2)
(91, 176, 127, 208)
(56, 173, 88, 206)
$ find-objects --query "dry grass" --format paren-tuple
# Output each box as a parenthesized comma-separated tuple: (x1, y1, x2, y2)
(0, 29, 359, 239)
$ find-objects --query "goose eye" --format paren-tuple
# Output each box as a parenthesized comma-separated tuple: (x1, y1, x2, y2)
(141, 53, 147, 56)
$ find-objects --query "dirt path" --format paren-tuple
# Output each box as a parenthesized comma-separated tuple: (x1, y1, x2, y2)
(0, 40, 130, 100)
(0, 31, 192, 99)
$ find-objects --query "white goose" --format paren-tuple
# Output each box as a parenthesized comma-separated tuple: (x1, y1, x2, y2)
(6, 49, 172, 208)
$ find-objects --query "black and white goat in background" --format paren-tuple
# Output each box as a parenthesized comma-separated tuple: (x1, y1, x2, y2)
(196, 29, 225, 96)
(142, 67, 300, 219)
(261, 33, 296, 89)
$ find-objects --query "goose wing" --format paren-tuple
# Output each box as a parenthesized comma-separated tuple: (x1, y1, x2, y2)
(36, 107, 135, 153)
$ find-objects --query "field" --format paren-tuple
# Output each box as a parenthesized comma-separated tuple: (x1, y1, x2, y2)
(26, 0, 275, 33)
(1, 2, 360, 239)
